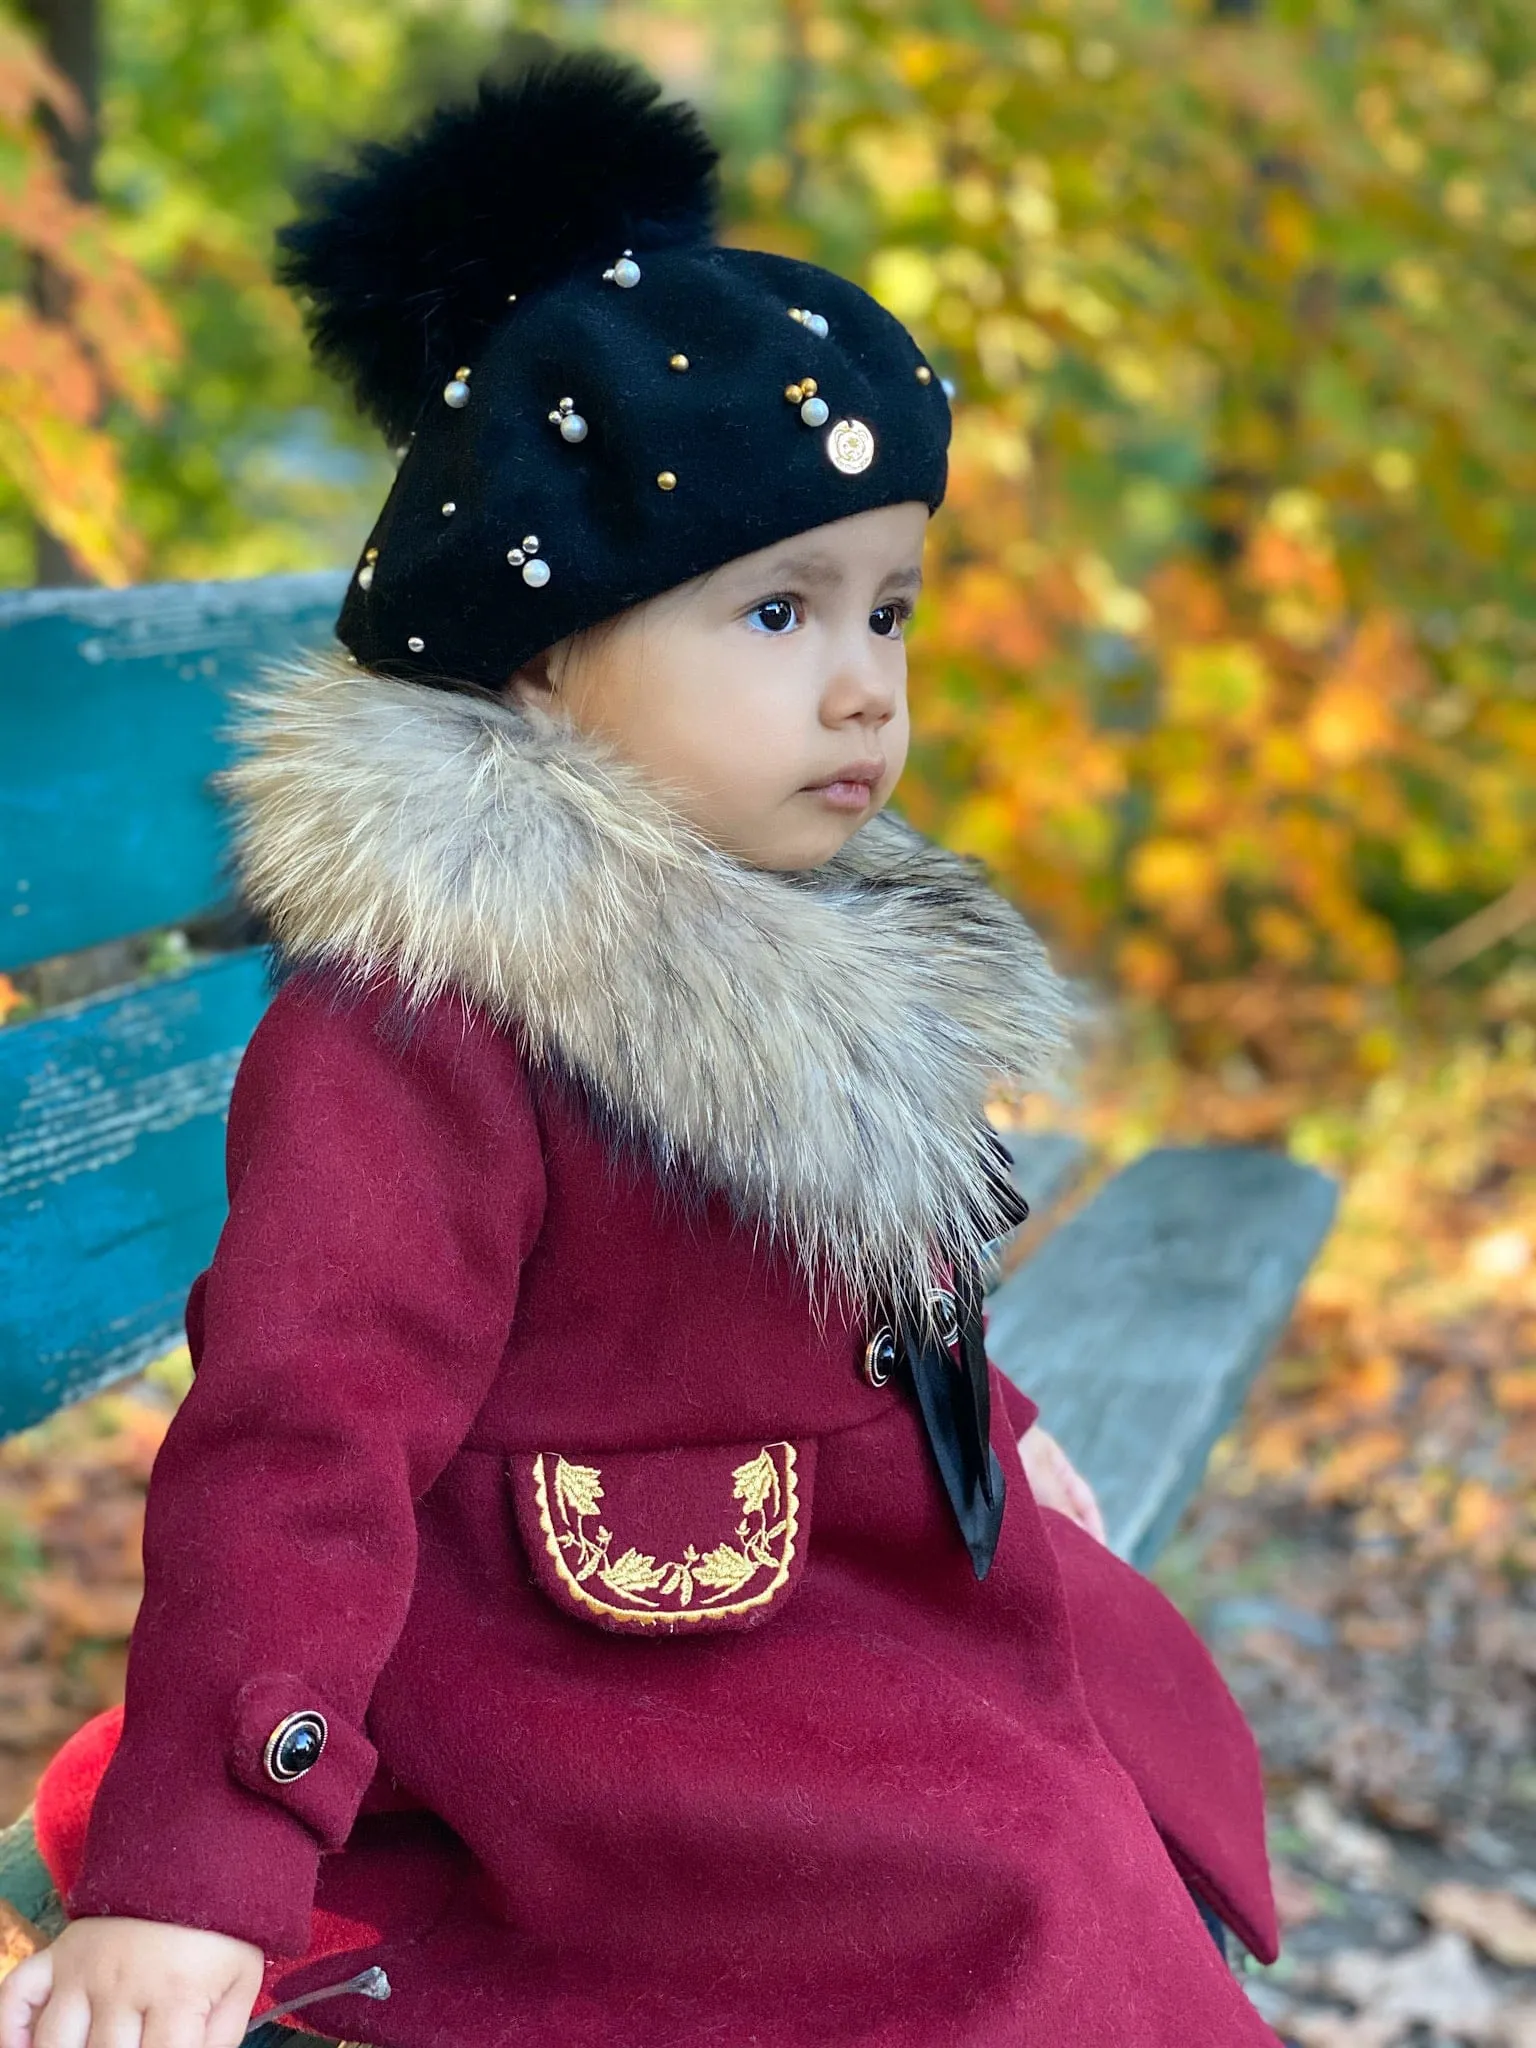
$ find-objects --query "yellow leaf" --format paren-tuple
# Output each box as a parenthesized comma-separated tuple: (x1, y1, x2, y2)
(1165, 642, 1272, 730)
(1116, 932, 1179, 999)
(867, 247, 937, 322)
(1128, 837, 1221, 918)
(1252, 905, 1314, 967)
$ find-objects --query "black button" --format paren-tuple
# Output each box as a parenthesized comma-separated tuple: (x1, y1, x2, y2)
(862, 1326, 897, 1388)
(264, 1709, 328, 1782)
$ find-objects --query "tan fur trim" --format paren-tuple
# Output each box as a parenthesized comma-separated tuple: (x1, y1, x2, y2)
(222, 648, 1077, 1335)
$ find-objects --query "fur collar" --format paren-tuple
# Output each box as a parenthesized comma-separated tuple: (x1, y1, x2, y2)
(223, 648, 1076, 1335)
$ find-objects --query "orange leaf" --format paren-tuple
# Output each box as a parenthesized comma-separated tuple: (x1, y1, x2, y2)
(1310, 1427, 1406, 1501)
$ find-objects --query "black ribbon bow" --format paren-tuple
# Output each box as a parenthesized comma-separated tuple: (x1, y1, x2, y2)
(897, 1127, 1031, 1583)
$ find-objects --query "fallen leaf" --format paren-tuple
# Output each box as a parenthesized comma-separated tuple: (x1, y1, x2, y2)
(1421, 1881, 1536, 1969)
(0, 1898, 43, 1983)
(1284, 2008, 1403, 2048)
(1273, 1858, 1322, 1928)
(28, 1576, 143, 1642)
(1295, 1786, 1397, 1887)
(1327, 1930, 1501, 2030)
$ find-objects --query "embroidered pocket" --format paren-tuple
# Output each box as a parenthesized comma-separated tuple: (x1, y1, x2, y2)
(508, 1437, 815, 1636)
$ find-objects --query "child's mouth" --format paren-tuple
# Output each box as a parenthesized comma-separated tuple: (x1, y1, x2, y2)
(806, 779, 875, 810)
(802, 759, 883, 810)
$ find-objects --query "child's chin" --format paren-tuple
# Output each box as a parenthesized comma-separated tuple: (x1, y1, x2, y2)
(752, 812, 869, 872)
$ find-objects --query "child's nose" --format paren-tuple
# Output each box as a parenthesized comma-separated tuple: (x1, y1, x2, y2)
(822, 633, 901, 721)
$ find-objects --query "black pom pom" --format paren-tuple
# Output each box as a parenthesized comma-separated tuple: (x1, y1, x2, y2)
(273, 41, 720, 443)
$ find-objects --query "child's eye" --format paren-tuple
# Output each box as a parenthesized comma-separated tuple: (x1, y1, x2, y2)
(870, 601, 913, 640)
(745, 595, 802, 635)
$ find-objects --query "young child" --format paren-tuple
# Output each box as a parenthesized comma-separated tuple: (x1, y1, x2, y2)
(0, 42, 1283, 2048)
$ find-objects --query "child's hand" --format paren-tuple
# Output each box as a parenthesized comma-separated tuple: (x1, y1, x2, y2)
(1018, 1425, 1108, 1546)
(0, 1914, 265, 2048)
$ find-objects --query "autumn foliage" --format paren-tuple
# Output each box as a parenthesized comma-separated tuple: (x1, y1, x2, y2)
(0, 20, 180, 582)
(732, 2, 1536, 1067)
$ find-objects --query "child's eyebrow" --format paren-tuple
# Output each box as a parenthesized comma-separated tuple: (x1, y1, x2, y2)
(751, 553, 924, 594)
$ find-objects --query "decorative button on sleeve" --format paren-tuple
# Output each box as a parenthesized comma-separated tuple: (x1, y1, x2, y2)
(227, 1674, 379, 1851)
(264, 1709, 328, 1782)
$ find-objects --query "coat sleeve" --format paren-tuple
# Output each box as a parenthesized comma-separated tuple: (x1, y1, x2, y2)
(65, 971, 548, 1957)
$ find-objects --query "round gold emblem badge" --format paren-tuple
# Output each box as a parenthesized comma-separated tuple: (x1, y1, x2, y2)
(825, 417, 876, 474)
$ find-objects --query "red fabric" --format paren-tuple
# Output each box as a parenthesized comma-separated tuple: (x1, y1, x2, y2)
(50, 971, 1279, 2046)
(993, 1361, 1040, 1442)
(1043, 1513, 1280, 1964)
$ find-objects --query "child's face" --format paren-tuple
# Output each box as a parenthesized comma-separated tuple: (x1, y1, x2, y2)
(507, 500, 928, 869)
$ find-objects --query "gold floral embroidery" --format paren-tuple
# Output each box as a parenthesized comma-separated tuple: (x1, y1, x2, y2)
(530, 1443, 799, 1624)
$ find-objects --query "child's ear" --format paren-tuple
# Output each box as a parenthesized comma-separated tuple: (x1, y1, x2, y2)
(506, 647, 558, 709)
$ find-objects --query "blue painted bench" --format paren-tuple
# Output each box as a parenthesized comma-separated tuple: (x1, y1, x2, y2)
(0, 573, 1340, 1983)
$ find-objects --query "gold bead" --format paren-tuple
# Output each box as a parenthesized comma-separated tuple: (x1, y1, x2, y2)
(455, 366, 471, 379)
(800, 377, 817, 398)
(784, 383, 804, 403)
(364, 547, 379, 561)
(669, 353, 690, 371)
(656, 470, 677, 491)
(915, 364, 933, 384)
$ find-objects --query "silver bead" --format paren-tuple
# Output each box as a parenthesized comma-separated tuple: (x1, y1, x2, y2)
(356, 562, 374, 590)
(407, 636, 425, 652)
(800, 396, 830, 427)
(441, 501, 456, 516)
(522, 534, 539, 550)
(443, 379, 470, 408)
(506, 548, 525, 566)
(522, 557, 551, 588)
(558, 412, 588, 443)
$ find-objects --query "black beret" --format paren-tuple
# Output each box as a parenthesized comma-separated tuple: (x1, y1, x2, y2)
(275, 40, 951, 693)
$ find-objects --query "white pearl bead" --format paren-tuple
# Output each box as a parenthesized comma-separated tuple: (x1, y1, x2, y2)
(807, 312, 829, 338)
(522, 557, 551, 588)
(356, 563, 374, 590)
(443, 380, 470, 408)
(559, 413, 588, 442)
(612, 256, 641, 287)
(800, 396, 830, 427)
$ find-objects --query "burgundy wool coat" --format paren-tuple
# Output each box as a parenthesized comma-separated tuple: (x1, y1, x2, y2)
(38, 651, 1282, 2046)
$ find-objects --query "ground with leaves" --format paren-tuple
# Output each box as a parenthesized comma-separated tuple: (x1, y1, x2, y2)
(1, 998, 1532, 2042)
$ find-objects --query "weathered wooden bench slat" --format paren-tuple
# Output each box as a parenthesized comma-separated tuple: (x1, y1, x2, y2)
(0, 951, 270, 1436)
(989, 1128, 1089, 1230)
(985, 1144, 1339, 1568)
(0, 573, 346, 971)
